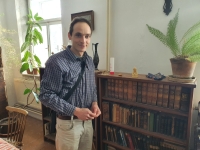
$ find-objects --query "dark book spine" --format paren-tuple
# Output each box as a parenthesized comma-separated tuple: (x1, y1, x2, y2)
(152, 83, 158, 105)
(162, 84, 169, 107)
(143, 111, 148, 130)
(123, 80, 128, 100)
(142, 83, 147, 103)
(157, 84, 163, 106)
(125, 132, 135, 150)
(137, 82, 142, 103)
(174, 86, 182, 110)
(127, 81, 133, 101)
(102, 101, 110, 121)
(169, 85, 175, 109)
(118, 80, 124, 100)
(180, 87, 191, 112)
(107, 79, 112, 97)
(114, 79, 119, 99)
(132, 81, 137, 102)
(111, 79, 115, 98)
(147, 83, 153, 105)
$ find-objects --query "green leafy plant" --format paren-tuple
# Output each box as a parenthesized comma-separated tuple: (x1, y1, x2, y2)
(146, 10, 200, 62)
(20, 9, 44, 107)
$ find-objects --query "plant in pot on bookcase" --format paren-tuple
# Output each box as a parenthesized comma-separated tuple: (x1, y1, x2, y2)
(20, 9, 44, 107)
(146, 10, 200, 79)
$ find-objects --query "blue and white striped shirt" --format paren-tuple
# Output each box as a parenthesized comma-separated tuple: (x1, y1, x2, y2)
(39, 46, 97, 116)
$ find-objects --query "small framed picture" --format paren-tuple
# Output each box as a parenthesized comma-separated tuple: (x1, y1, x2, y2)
(71, 10, 94, 30)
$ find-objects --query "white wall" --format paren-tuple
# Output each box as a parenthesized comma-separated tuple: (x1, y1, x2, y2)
(109, 0, 200, 106)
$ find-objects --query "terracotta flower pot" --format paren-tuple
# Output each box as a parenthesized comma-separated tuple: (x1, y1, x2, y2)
(170, 58, 197, 78)
(27, 68, 38, 75)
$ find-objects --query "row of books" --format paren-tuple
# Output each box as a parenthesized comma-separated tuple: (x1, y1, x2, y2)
(102, 102, 187, 140)
(104, 124, 186, 150)
(106, 79, 190, 112)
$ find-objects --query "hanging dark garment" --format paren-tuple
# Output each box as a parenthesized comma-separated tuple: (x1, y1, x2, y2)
(163, 0, 173, 16)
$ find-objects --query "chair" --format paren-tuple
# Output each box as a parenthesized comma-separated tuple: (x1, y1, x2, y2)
(6, 106, 28, 149)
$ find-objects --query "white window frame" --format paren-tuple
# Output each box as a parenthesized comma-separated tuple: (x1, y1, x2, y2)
(28, 0, 62, 63)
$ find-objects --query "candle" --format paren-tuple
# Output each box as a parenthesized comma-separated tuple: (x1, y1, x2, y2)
(110, 57, 114, 75)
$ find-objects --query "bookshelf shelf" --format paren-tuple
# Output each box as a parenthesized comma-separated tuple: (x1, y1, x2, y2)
(98, 73, 195, 150)
(45, 133, 56, 141)
(103, 120, 187, 146)
(43, 116, 51, 122)
(102, 140, 131, 150)
(102, 97, 189, 117)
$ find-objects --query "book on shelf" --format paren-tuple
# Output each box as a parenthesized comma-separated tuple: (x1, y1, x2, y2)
(124, 131, 135, 150)
(123, 80, 128, 100)
(137, 82, 142, 103)
(157, 84, 163, 106)
(168, 85, 176, 109)
(102, 101, 110, 121)
(147, 83, 153, 105)
(111, 79, 115, 98)
(141, 82, 147, 104)
(132, 81, 137, 102)
(107, 79, 112, 97)
(162, 84, 169, 107)
(180, 87, 191, 112)
(127, 81, 133, 101)
(162, 140, 186, 150)
(151, 83, 158, 105)
(118, 80, 123, 100)
(119, 129, 127, 147)
(174, 86, 182, 110)
(114, 80, 119, 99)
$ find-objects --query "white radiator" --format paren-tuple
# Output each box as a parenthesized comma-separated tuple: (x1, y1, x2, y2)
(14, 78, 42, 120)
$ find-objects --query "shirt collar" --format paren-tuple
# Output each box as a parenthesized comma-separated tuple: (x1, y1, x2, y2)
(66, 46, 78, 62)
(66, 45, 89, 63)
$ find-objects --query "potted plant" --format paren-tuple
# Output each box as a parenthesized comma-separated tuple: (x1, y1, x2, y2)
(146, 10, 200, 78)
(20, 9, 44, 107)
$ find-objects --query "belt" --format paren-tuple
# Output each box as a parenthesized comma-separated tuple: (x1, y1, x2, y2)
(57, 115, 78, 120)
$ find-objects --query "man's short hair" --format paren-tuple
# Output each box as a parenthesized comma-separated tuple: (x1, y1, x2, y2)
(69, 17, 92, 35)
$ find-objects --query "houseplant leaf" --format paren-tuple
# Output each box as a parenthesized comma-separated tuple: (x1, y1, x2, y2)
(24, 88, 31, 95)
(20, 63, 29, 73)
(34, 55, 41, 66)
(21, 51, 31, 63)
(35, 23, 42, 31)
(34, 16, 43, 21)
(166, 10, 180, 57)
(33, 28, 43, 43)
(21, 41, 30, 52)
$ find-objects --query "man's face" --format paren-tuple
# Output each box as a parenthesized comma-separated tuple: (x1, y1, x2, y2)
(68, 22, 91, 55)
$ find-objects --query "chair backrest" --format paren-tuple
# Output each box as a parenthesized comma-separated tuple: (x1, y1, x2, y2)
(6, 106, 28, 147)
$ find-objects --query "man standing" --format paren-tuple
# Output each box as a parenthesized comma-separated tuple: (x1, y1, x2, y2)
(39, 17, 101, 150)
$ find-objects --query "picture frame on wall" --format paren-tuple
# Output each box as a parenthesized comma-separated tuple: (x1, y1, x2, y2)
(71, 10, 94, 30)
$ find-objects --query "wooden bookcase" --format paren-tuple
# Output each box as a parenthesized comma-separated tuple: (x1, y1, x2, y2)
(39, 67, 101, 149)
(98, 72, 196, 150)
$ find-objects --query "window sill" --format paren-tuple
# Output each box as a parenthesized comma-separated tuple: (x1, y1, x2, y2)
(22, 73, 40, 79)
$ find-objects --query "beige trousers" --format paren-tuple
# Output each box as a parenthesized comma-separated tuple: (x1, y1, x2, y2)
(55, 118, 93, 150)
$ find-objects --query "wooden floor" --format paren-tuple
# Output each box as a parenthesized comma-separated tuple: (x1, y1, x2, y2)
(23, 116, 56, 150)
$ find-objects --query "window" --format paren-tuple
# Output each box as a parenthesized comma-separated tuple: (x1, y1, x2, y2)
(29, 0, 61, 19)
(28, 0, 63, 67)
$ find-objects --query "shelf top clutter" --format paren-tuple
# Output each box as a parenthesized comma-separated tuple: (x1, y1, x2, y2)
(97, 73, 196, 88)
